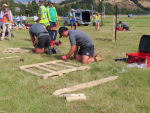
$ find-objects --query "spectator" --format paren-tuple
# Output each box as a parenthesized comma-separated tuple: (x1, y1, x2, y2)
(92, 12, 101, 31)
(68, 9, 76, 30)
(18, 22, 26, 29)
(0, 4, 13, 41)
(12, 22, 19, 29)
(21, 14, 26, 25)
(33, 14, 38, 24)
(16, 15, 20, 25)
(25, 22, 30, 29)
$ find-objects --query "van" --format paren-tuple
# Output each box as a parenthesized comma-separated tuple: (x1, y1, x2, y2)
(62, 10, 92, 26)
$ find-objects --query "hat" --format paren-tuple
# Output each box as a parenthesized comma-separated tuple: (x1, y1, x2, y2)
(58, 27, 65, 38)
(39, 0, 43, 3)
(71, 9, 74, 12)
(48, 0, 53, 3)
(2, 4, 8, 8)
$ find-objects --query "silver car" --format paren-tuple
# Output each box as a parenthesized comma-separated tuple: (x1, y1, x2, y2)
(62, 10, 92, 26)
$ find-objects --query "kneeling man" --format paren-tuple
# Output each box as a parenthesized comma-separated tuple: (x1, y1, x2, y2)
(59, 27, 104, 64)
(119, 21, 130, 31)
(29, 23, 52, 54)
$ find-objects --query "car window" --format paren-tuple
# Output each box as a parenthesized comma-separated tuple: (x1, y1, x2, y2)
(75, 13, 80, 17)
(64, 14, 68, 17)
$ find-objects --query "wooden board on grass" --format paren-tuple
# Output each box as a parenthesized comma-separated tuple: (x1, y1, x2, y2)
(53, 76, 118, 95)
(19, 60, 90, 79)
(2, 48, 33, 53)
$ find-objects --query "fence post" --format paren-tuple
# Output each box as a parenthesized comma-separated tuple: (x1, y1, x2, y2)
(112, 16, 116, 42)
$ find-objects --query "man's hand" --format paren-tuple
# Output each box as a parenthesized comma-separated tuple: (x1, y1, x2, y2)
(61, 56, 67, 60)
(57, 20, 59, 24)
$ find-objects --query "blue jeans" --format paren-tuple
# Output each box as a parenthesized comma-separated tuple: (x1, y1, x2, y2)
(50, 22, 56, 27)
(17, 21, 20, 25)
(70, 21, 75, 26)
(22, 20, 26, 25)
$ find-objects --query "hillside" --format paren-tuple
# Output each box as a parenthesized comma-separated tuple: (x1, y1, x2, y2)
(60, 0, 150, 9)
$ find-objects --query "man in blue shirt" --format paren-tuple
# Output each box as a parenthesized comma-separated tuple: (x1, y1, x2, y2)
(68, 9, 76, 30)
(16, 15, 20, 25)
(0, 4, 13, 41)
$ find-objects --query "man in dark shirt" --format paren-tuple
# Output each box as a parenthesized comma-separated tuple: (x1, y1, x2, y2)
(58, 27, 106, 64)
(119, 21, 130, 31)
(29, 23, 52, 54)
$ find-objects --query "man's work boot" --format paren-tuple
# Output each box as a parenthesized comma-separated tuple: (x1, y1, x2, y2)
(94, 53, 106, 61)
(45, 46, 53, 55)
(52, 46, 61, 54)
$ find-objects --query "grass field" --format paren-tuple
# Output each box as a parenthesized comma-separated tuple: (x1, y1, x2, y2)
(0, 17, 150, 113)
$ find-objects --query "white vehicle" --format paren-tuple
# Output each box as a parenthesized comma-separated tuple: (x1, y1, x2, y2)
(62, 10, 92, 26)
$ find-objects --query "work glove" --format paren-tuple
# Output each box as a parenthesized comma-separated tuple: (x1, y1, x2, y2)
(71, 55, 76, 60)
(61, 55, 67, 60)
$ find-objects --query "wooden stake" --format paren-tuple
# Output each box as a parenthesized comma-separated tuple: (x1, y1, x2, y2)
(53, 76, 118, 95)
(66, 96, 86, 102)
(112, 16, 116, 42)
(0, 56, 21, 59)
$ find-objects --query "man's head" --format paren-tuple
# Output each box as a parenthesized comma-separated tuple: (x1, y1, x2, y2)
(71, 9, 74, 13)
(2, 4, 8, 10)
(48, 0, 53, 7)
(58, 27, 69, 38)
(119, 21, 122, 24)
(39, 0, 44, 6)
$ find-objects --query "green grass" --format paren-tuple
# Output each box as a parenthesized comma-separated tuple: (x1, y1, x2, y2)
(0, 17, 150, 113)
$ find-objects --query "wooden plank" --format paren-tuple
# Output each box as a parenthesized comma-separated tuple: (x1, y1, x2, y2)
(41, 66, 90, 79)
(66, 96, 86, 102)
(19, 60, 63, 69)
(53, 76, 118, 95)
(51, 63, 74, 68)
(57, 93, 85, 97)
(43, 65, 61, 71)
(35, 66, 55, 72)
(21, 68, 41, 77)
(62, 62, 78, 66)
(112, 16, 116, 42)
(0, 56, 21, 59)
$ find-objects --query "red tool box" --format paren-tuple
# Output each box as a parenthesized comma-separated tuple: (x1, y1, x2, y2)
(126, 35, 150, 68)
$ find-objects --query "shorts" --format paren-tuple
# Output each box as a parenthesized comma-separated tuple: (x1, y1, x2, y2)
(123, 27, 129, 31)
(94, 20, 99, 23)
(78, 45, 94, 57)
(70, 21, 75, 26)
(36, 35, 50, 48)
(50, 22, 56, 27)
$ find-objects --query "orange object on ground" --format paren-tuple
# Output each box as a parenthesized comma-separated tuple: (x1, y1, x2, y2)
(51, 40, 55, 47)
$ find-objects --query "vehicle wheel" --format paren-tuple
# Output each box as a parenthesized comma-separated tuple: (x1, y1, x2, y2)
(64, 22, 68, 26)
(84, 24, 88, 26)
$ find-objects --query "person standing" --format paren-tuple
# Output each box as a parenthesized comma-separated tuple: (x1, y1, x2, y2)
(59, 27, 106, 64)
(68, 9, 76, 30)
(16, 15, 20, 26)
(21, 14, 26, 25)
(0, 4, 13, 41)
(93, 12, 101, 31)
(36, 0, 49, 27)
(46, 0, 59, 46)
(33, 14, 38, 24)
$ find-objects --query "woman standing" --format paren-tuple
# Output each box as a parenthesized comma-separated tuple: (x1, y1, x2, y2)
(93, 12, 101, 31)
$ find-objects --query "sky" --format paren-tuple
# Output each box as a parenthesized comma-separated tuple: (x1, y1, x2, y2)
(14, 0, 64, 3)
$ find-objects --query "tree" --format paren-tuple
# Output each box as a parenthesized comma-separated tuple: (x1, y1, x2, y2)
(83, 4, 87, 10)
(27, 1, 34, 16)
(63, 3, 71, 14)
(32, 0, 39, 15)
(54, 4, 64, 16)
(76, 0, 80, 9)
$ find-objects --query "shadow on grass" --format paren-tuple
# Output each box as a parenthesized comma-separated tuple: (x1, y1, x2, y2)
(41, 54, 62, 60)
(96, 38, 112, 41)
(24, 39, 31, 41)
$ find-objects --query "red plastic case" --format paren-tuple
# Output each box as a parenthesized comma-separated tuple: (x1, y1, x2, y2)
(126, 51, 150, 68)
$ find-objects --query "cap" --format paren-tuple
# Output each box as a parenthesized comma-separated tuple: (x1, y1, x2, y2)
(48, 0, 53, 3)
(2, 4, 8, 8)
(39, 0, 43, 3)
(58, 27, 65, 38)
(71, 9, 74, 12)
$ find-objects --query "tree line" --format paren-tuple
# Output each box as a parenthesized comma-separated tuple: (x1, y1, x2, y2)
(0, 0, 150, 17)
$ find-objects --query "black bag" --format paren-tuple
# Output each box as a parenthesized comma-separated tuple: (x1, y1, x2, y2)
(139, 35, 150, 53)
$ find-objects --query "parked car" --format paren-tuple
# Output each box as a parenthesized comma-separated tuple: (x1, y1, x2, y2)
(62, 10, 92, 26)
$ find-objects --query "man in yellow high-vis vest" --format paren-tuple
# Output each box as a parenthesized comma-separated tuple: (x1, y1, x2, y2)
(36, 0, 49, 27)
(68, 9, 76, 30)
